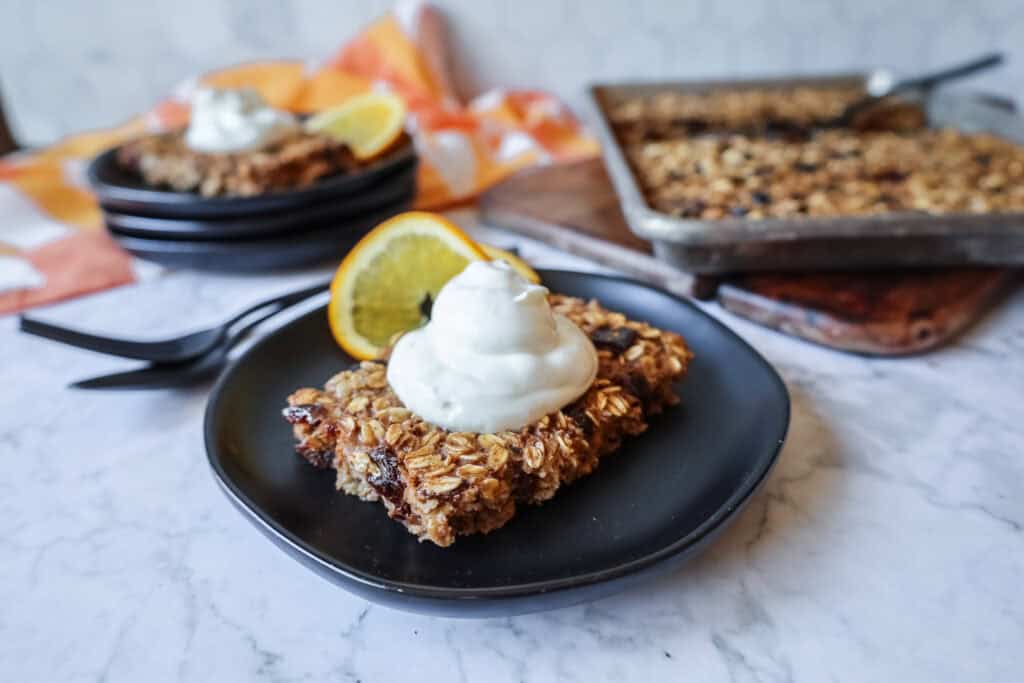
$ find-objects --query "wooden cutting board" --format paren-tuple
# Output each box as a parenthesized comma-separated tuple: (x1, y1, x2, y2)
(480, 159, 1020, 355)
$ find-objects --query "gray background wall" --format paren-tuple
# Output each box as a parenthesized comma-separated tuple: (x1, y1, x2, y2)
(1, 0, 1022, 146)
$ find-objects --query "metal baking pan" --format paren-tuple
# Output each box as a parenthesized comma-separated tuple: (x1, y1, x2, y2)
(589, 74, 1024, 273)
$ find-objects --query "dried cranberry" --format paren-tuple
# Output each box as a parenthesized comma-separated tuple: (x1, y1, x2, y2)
(296, 446, 335, 469)
(618, 373, 652, 402)
(679, 198, 707, 217)
(367, 446, 404, 506)
(590, 327, 638, 353)
(565, 403, 594, 438)
(873, 169, 907, 183)
(510, 468, 536, 500)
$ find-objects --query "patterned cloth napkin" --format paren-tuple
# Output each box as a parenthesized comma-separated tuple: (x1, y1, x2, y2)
(0, 1, 597, 314)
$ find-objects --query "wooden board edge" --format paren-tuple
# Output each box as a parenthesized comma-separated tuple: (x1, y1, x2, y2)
(717, 270, 1020, 356)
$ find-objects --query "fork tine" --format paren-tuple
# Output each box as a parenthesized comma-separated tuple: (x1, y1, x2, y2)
(21, 279, 330, 363)
(71, 367, 175, 390)
(63, 280, 328, 389)
(69, 301, 277, 390)
(70, 359, 222, 390)
(71, 370, 158, 390)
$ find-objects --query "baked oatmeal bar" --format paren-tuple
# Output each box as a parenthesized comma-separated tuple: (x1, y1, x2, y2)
(283, 295, 692, 547)
(116, 129, 360, 197)
(610, 85, 1024, 220)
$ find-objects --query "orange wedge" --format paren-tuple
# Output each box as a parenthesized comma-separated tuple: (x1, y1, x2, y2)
(328, 212, 488, 360)
(306, 92, 406, 161)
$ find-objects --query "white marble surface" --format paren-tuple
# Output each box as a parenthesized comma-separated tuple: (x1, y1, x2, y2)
(2, 211, 1023, 681)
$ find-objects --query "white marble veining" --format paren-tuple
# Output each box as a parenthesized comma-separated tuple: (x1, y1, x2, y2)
(2, 211, 1023, 681)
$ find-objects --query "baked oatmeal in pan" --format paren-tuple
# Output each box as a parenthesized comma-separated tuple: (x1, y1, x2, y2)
(284, 293, 691, 547)
(611, 86, 1024, 221)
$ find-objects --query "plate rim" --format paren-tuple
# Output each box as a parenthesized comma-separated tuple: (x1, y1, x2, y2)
(107, 200, 411, 253)
(203, 269, 790, 601)
(100, 169, 417, 240)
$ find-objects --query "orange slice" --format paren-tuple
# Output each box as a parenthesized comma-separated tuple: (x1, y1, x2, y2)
(305, 92, 406, 160)
(328, 212, 488, 360)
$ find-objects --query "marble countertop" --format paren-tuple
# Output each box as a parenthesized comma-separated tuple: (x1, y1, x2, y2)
(2, 211, 1022, 682)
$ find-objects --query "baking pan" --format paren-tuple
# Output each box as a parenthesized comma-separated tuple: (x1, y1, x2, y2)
(589, 74, 1024, 273)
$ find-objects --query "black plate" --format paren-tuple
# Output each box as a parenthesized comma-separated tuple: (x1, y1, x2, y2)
(204, 271, 790, 616)
(108, 199, 411, 271)
(103, 167, 415, 240)
(88, 141, 417, 219)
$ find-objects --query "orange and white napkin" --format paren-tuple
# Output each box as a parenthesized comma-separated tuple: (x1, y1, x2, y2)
(0, 1, 597, 314)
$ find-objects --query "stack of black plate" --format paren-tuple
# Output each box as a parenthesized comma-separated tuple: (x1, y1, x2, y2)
(87, 142, 418, 271)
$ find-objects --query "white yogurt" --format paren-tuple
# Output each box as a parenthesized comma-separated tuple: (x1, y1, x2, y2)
(184, 88, 299, 153)
(387, 261, 598, 433)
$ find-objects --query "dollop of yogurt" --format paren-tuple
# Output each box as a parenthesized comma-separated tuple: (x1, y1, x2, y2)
(185, 88, 299, 153)
(387, 261, 598, 433)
